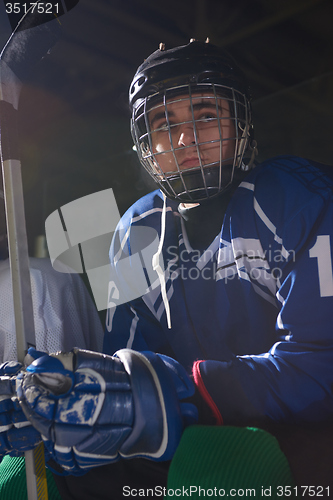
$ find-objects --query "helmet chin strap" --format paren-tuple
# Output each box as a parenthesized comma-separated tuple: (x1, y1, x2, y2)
(236, 120, 258, 172)
(241, 139, 258, 171)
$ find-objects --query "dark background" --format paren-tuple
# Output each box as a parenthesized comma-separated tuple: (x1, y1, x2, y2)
(0, 0, 333, 254)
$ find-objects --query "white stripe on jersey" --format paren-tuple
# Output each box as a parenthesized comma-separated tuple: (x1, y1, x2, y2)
(132, 206, 176, 224)
(253, 199, 290, 259)
(126, 306, 140, 349)
(239, 181, 255, 191)
(254, 199, 281, 243)
(114, 206, 177, 264)
(240, 180, 290, 260)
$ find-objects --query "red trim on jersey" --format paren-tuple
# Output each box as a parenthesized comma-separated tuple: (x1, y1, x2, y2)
(192, 360, 223, 426)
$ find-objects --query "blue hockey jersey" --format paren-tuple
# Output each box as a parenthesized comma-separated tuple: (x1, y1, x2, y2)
(103, 156, 333, 425)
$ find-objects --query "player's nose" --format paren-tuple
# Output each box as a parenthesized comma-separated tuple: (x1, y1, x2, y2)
(178, 124, 196, 147)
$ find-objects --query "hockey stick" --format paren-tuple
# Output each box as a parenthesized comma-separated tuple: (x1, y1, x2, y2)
(0, 6, 61, 500)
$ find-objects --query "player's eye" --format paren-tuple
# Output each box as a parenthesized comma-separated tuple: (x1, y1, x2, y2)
(151, 120, 170, 132)
(158, 122, 170, 131)
(201, 113, 216, 121)
(196, 111, 218, 124)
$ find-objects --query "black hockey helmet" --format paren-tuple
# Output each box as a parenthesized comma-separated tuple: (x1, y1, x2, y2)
(129, 39, 256, 203)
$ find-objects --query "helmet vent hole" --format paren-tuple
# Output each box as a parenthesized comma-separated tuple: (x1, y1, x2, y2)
(138, 76, 145, 87)
(131, 76, 146, 95)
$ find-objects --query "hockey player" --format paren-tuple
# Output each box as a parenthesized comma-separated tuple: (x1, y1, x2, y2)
(1, 39, 333, 497)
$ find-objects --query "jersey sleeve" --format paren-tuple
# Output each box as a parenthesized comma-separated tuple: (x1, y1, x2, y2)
(194, 159, 333, 425)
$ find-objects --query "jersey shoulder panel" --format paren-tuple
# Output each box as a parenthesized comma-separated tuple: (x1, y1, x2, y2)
(113, 190, 179, 243)
(110, 189, 181, 264)
(249, 156, 333, 199)
(237, 156, 333, 227)
(118, 190, 164, 226)
(226, 156, 333, 270)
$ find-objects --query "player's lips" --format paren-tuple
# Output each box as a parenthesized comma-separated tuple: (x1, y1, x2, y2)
(180, 156, 203, 168)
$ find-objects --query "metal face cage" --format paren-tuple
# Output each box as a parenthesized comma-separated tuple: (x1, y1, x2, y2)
(131, 82, 252, 203)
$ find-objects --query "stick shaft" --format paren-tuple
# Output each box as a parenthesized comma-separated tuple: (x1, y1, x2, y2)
(2, 159, 36, 358)
(2, 158, 48, 500)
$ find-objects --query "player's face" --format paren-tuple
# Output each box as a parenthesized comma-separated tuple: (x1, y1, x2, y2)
(148, 92, 236, 174)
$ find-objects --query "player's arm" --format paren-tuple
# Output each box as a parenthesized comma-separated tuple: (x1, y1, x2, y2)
(193, 176, 333, 425)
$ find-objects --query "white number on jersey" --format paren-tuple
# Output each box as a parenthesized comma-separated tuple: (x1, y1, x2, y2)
(309, 235, 333, 297)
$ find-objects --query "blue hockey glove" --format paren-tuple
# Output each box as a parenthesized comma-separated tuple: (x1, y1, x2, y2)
(17, 348, 198, 475)
(0, 360, 42, 458)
